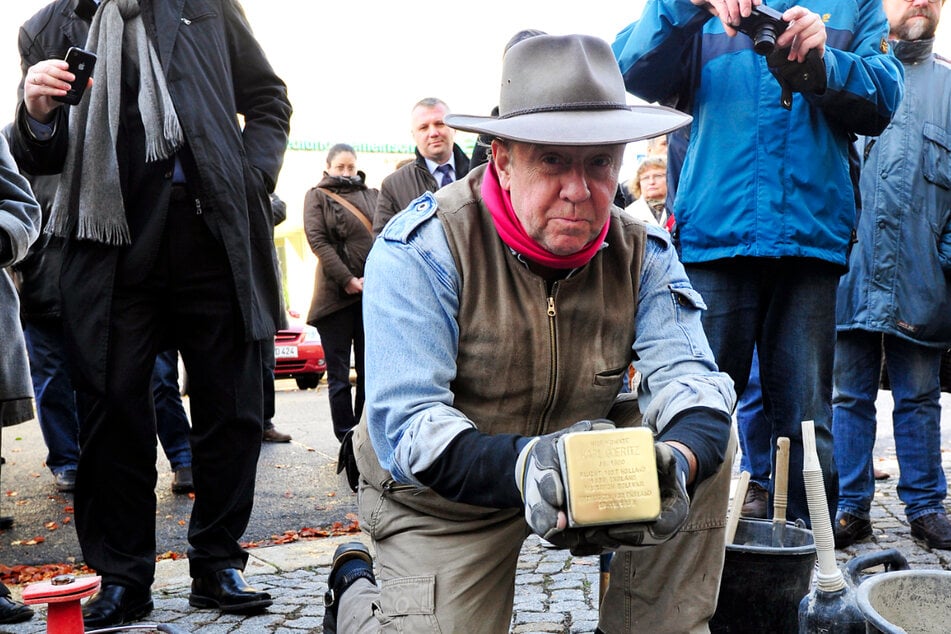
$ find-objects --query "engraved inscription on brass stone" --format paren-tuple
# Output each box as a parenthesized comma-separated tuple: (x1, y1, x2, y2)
(558, 427, 660, 527)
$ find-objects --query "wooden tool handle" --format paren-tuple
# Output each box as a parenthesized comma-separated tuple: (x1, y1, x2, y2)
(774, 437, 790, 524)
(726, 471, 750, 545)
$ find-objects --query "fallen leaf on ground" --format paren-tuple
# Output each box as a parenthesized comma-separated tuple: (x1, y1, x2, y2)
(0, 563, 95, 585)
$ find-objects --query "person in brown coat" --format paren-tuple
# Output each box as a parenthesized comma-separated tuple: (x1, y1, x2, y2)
(305, 144, 377, 441)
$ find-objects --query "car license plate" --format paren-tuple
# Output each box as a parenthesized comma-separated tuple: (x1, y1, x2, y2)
(275, 345, 298, 359)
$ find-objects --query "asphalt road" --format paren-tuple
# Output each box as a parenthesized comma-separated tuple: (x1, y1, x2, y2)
(0, 379, 356, 568)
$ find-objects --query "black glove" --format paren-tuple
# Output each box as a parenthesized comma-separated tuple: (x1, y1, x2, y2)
(767, 47, 827, 110)
(514, 419, 615, 547)
(336, 429, 359, 493)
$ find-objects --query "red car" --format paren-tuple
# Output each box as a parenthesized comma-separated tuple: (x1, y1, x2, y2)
(274, 314, 326, 390)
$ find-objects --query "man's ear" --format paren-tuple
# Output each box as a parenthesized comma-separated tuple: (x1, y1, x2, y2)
(492, 139, 512, 190)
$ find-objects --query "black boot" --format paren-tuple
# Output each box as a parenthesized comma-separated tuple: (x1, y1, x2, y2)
(323, 542, 375, 634)
(0, 583, 33, 625)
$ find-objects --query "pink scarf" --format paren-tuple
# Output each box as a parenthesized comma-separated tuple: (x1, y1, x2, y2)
(481, 163, 608, 270)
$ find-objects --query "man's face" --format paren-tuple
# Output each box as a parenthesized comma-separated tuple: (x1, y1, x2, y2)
(411, 104, 454, 164)
(493, 141, 623, 256)
(884, 0, 942, 41)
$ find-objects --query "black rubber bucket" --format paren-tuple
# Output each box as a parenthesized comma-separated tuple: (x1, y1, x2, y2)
(710, 517, 815, 633)
(856, 569, 951, 633)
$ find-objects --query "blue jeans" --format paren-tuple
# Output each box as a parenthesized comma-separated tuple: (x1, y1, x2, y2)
(23, 318, 80, 474)
(685, 258, 839, 525)
(152, 350, 192, 470)
(737, 347, 771, 489)
(833, 331, 946, 521)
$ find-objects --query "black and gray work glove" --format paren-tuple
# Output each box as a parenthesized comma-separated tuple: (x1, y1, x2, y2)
(517, 430, 691, 555)
(514, 419, 615, 548)
(573, 442, 691, 551)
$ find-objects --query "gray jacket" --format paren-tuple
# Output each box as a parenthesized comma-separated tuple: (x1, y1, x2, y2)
(836, 39, 951, 347)
(0, 135, 42, 426)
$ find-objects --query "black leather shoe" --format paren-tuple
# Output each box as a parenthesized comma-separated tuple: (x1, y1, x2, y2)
(0, 593, 33, 625)
(741, 481, 768, 519)
(910, 513, 951, 550)
(189, 568, 272, 614)
(834, 511, 872, 549)
(81, 583, 153, 628)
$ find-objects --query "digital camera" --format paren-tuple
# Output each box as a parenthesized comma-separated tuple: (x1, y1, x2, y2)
(733, 5, 787, 56)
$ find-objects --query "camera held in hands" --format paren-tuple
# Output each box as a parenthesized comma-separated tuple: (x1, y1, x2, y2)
(733, 4, 787, 56)
(731, 4, 826, 110)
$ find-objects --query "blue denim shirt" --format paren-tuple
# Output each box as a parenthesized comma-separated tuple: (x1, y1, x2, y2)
(364, 193, 736, 486)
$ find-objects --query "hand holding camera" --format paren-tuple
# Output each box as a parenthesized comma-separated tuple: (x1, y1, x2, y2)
(732, 4, 827, 109)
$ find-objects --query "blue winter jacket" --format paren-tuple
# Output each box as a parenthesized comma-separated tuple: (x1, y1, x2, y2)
(837, 39, 951, 347)
(613, 0, 904, 267)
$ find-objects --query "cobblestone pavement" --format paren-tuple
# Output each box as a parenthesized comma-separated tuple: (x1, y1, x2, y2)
(8, 387, 951, 634)
(5, 460, 950, 634)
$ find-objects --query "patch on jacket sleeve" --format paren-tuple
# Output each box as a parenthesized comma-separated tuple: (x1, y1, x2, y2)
(379, 192, 440, 244)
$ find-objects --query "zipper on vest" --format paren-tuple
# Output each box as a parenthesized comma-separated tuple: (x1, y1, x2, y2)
(538, 287, 559, 435)
(194, 198, 203, 215)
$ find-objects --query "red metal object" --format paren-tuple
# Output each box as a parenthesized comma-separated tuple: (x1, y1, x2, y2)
(22, 574, 101, 634)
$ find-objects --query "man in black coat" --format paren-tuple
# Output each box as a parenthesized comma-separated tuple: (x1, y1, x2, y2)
(10, 0, 292, 627)
(371, 97, 470, 234)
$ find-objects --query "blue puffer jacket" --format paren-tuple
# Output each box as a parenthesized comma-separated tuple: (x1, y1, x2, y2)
(836, 39, 951, 347)
(613, 0, 904, 267)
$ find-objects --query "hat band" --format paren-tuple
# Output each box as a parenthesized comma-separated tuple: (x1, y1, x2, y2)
(499, 101, 630, 119)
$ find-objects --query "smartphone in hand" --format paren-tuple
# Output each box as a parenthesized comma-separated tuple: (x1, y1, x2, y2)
(52, 47, 97, 105)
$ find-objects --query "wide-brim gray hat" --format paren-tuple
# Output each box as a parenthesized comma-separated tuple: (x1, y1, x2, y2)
(446, 34, 691, 146)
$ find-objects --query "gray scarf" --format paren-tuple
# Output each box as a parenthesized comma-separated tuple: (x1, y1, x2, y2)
(47, 0, 183, 245)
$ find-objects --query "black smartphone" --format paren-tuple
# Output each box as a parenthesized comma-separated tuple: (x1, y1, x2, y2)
(53, 46, 97, 105)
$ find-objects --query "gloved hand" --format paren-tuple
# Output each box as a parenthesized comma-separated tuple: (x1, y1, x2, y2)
(515, 419, 615, 548)
(577, 442, 691, 550)
(526, 441, 691, 555)
(336, 429, 359, 493)
(767, 47, 827, 109)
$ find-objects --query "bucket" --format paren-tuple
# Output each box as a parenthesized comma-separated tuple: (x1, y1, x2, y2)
(710, 517, 815, 633)
(856, 569, 951, 634)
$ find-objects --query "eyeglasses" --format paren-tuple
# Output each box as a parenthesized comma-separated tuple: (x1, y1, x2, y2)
(639, 173, 666, 182)
(900, 0, 942, 4)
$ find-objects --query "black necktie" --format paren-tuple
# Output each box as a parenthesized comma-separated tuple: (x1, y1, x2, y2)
(436, 164, 453, 188)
